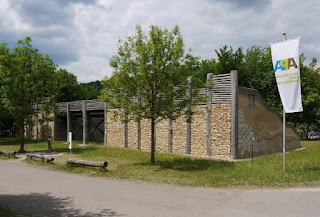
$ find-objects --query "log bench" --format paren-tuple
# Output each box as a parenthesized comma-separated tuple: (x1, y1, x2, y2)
(67, 159, 108, 169)
(26, 153, 54, 163)
(0, 149, 16, 158)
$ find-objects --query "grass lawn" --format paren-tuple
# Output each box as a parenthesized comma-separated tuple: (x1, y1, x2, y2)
(1, 137, 320, 188)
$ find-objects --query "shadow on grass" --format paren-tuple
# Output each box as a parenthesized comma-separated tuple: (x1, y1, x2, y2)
(0, 137, 41, 146)
(0, 193, 125, 217)
(137, 158, 234, 172)
(19, 146, 101, 157)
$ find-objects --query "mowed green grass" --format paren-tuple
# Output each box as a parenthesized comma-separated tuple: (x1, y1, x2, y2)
(1, 137, 320, 187)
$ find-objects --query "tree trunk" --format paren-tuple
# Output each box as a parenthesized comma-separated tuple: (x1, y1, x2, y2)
(151, 118, 155, 165)
(19, 125, 25, 153)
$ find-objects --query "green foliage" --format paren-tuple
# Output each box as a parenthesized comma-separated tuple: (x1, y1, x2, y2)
(78, 83, 101, 100)
(103, 25, 197, 164)
(215, 45, 244, 74)
(0, 37, 58, 151)
(55, 69, 80, 102)
(83, 80, 103, 90)
(240, 46, 282, 110)
(289, 57, 320, 139)
(198, 44, 320, 138)
(55, 69, 102, 102)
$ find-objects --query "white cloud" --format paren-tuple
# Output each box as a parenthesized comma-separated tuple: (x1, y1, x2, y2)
(59, 55, 109, 82)
(0, 0, 319, 82)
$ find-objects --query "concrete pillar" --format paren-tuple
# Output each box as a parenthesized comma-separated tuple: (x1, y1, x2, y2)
(186, 76, 193, 154)
(82, 101, 88, 145)
(206, 73, 213, 156)
(231, 70, 239, 159)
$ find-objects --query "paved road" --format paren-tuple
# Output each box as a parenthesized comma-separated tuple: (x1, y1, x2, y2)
(1, 159, 320, 217)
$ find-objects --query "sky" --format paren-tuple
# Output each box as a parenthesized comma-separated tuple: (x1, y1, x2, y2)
(0, 0, 319, 83)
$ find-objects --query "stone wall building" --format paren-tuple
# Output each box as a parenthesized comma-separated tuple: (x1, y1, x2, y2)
(26, 71, 301, 160)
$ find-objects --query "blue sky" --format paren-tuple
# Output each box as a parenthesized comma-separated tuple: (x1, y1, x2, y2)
(0, 0, 319, 82)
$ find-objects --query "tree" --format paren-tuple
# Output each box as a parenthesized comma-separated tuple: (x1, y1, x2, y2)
(102, 25, 196, 165)
(240, 48, 320, 139)
(288, 56, 320, 139)
(215, 45, 244, 74)
(240, 46, 281, 110)
(56, 69, 103, 102)
(78, 83, 101, 100)
(55, 69, 80, 102)
(0, 43, 14, 136)
(188, 58, 218, 88)
(0, 37, 58, 152)
(83, 80, 103, 90)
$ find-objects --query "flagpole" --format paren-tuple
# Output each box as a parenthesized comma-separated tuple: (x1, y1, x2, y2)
(282, 33, 286, 173)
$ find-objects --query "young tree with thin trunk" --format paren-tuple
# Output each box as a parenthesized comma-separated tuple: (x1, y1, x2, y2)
(0, 37, 57, 152)
(102, 25, 196, 165)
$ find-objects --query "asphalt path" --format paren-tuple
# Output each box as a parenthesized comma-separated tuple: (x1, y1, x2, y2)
(1, 159, 320, 217)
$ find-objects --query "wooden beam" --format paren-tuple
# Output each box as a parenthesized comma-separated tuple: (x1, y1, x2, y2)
(231, 70, 239, 160)
(26, 153, 54, 163)
(67, 159, 108, 168)
(124, 113, 128, 148)
(0, 149, 16, 158)
(67, 102, 71, 143)
(207, 73, 213, 156)
(186, 76, 193, 155)
(104, 103, 107, 147)
(168, 118, 172, 153)
(82, 101, 89, 145)
(88, 119, 104, 135)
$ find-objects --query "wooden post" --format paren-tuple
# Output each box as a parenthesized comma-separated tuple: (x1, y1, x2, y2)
(53, 113, 57, 142)
(168, 118, 172, 153)
(206, 73, 213, 156)
(92, 117, 96, 140)
(36, 122, 39, 140)
(36, 102, 39, 140)
(48, 137, 52, 153)
(137, 96, 141, 150)
(41, 111, 45, 141)
(137, 121, 141, 150)
(104, 103, 107, 147)
(186, 76, 193, 154)
(124, 113, 128, 148)
(231, 70, 239, 160)
(82, 101, 88, 145)
(67, 102, 71, 143)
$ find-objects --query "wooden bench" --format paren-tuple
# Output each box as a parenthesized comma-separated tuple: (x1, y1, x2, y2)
(26, 153, 54, 163)
(67, 159, 108, 169)
(0, 149, 16, 158)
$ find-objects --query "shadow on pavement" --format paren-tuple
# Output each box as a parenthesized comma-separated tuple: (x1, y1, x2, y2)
(0, 193, 125, 217)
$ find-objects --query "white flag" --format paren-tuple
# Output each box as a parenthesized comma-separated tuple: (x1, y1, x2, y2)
(271, 38, 303, 113)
